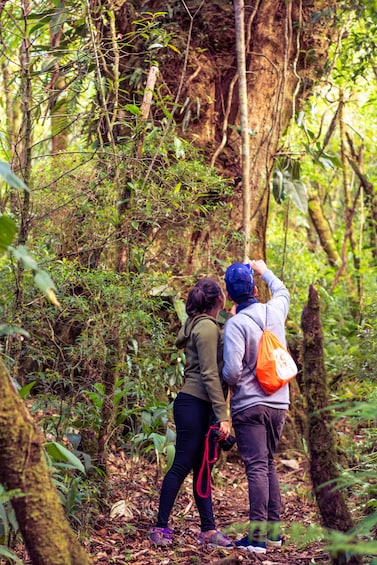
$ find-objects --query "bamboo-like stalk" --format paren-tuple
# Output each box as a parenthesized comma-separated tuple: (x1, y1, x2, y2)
(234, 0, 251, 261)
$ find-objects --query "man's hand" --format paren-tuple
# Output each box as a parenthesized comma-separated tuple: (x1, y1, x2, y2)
(249, 259, 267, 276)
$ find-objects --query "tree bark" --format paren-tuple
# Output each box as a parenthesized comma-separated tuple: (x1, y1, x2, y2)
(234, 0, 251, 260)
(0, 359, 90, 565)
(91, 0, 339, 272)
(49, 2, 69, 155)
(301, 285, 361, 565)
(308, 194, 341, 266)
(346, 134, 377, 264)
(116, 65, 159, 273)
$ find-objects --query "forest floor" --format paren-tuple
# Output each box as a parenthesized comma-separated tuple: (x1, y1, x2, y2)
(78, 447, 332, 565)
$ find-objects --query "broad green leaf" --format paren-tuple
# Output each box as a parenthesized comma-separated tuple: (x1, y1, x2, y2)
(174, 137, 185, 159)
(165, 427, 176, 444)
(272, 170, 285, 203)
(44, 442, 85, 474)
(318, 156, 335, 170)
(150, 432, 165, 454)
(0, 546, 23, 564)
(9, 245, 38, 269)
(125, 104, 140, 116)
(0, 324, 30, 338)
(286, 179, 308, 213)
(165, 443, 175, 472)
(172, 296, 187, 325)
(0, 162, 28, 190)
(19, 381, 36, 399)
(33, 270, 56, 291)
(149, 284, 175, 296)
(9, 246, 60, 306)
(0, 215, 17, 253)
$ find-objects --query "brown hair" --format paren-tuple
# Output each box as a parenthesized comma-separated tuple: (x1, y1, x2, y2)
(186, 278, 222, 317)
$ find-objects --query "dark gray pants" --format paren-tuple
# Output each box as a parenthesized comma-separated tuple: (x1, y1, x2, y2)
(232, 404, 286, 541)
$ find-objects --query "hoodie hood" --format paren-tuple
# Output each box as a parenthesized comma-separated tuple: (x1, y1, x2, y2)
(175, 314, 215, 349)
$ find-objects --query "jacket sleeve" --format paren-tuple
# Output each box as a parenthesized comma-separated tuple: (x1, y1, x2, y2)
(262, 269, 290, 321)
(194, 320, 229, 422)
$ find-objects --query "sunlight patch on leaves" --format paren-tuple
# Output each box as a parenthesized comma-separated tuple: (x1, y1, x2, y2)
(110, 500, 140, 520)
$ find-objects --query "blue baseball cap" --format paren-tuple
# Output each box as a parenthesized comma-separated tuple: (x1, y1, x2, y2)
(225, 263, 254, 303)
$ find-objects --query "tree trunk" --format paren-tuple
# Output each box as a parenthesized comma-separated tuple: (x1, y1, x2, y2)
(0, 360, 90, 565)
(91, 0, 338, 272)
(308, 194, 341, 266)
(49, 0, 69, 154)
(234, 0, 251, 261)
(7, 0, 33, 385)
(346, 134, 377, 264)
(301, 285, 361, 565)
(116, 65, 159, 273)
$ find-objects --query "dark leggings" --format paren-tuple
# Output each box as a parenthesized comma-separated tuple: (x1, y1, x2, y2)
(156, 392, 216, 532)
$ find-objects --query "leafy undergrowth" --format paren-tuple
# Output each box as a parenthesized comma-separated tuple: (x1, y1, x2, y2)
(79, 449, 331, 565)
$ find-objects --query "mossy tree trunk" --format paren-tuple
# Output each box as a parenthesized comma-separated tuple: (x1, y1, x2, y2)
(0, 359, 90, 565)
(301, 285, 361, 565)
(308, 194, 341, 267)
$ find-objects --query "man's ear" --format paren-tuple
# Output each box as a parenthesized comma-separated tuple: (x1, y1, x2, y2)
(254, 286, 258, 296)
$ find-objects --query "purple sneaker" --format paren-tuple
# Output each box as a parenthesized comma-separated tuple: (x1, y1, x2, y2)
(197, 530, 233, 548)
(148, 527, 174, 546)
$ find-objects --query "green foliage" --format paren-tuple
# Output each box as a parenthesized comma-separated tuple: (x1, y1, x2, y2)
(0, 485, 24, 564)
(0, 160, 61, 329)
(336, 1, 377, 83)
(272, 157, 308, 213)
(0, 258, 179, 454)
(129, 404, 176, 473)
(44, 439, 102, 527)
(113, 129, 233, 272)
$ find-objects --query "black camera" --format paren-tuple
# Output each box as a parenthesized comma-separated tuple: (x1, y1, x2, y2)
(213, 430, 237, 452)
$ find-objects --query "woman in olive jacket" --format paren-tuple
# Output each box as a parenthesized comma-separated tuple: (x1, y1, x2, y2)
(149, 278, 231, 548)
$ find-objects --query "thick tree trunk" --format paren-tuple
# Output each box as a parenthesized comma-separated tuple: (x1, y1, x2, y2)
(0, 360, 90, 565)
(92, 0, 338, 272)
(301, 285, 361, 565)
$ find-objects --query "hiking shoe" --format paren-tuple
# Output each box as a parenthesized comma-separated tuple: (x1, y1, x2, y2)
(197, 530, 233, 548)
(235, 536, 267, 554)
(148, 527, 174, 546)
(267, 535, 283, 548)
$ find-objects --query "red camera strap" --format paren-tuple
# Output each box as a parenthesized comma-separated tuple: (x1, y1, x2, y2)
(196, 425, 219, 498)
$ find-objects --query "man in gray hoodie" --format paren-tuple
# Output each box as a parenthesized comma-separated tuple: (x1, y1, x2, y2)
(223, 260, 290, 554)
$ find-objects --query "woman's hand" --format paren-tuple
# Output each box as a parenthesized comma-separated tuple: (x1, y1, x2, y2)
(218, 420, 230, 439)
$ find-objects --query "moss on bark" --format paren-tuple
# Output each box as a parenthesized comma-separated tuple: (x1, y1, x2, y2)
(0, 359, 90, 565)
(301, 285, 361, 565)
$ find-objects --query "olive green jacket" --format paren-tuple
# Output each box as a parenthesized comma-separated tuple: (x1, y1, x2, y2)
(176, 314, 229, 423)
